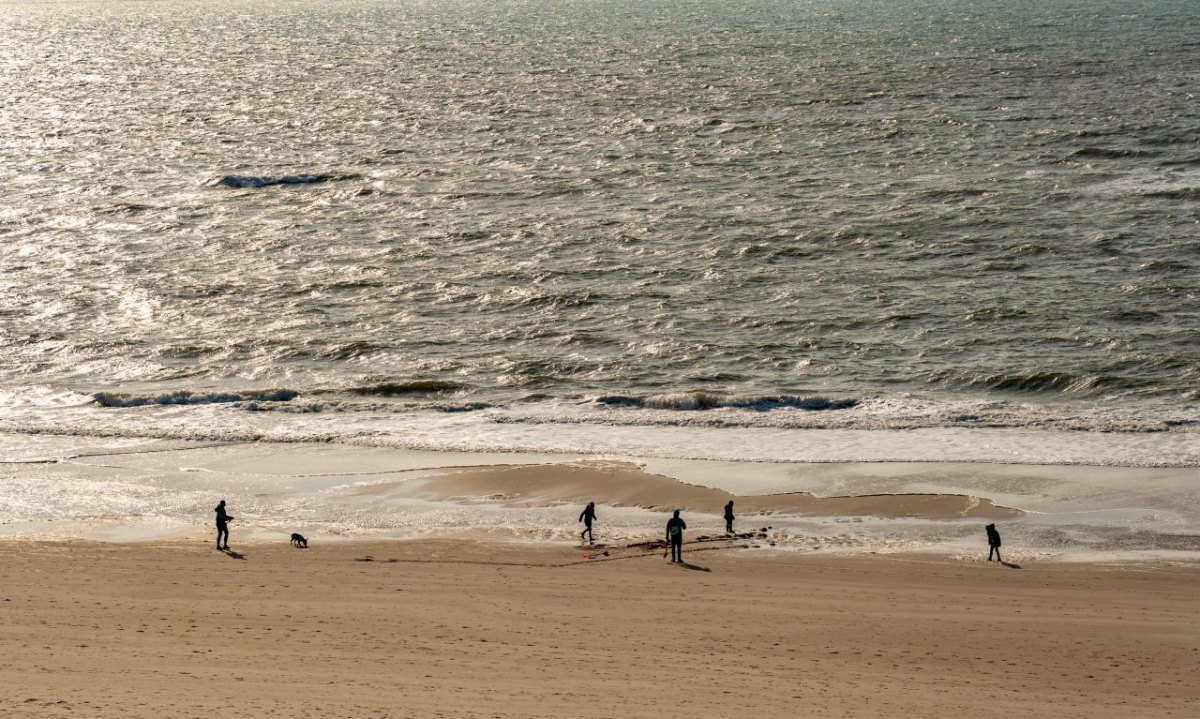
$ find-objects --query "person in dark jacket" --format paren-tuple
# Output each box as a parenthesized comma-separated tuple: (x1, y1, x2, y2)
(665, 510, 687, 563)
(985, 523, 1002, 562)
(579, 502, 597, 543)
(215, 499, 233, 551)
(724, 500, 735, 535)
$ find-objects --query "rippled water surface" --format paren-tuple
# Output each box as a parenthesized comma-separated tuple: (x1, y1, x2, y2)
(1, 0, 1198, 456)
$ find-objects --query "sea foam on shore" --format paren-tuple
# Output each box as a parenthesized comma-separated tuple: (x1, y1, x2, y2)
(2, 432, 1197, 563)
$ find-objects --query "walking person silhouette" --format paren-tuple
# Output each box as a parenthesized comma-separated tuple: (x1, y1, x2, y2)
(215, 499, 234, 551)
(985, 523, 1002, 562)
(579, 501, 597, 543)
(665, 510, 687, 563)
(724, 500, 735, 535)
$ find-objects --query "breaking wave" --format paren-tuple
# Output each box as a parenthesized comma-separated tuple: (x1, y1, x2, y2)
(341, 380, 466, 396)
(93, 389, 299, 408)
(594, 393, 858, 411)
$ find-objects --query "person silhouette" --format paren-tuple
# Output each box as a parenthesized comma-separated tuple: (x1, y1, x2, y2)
(215, 500, 233, 551)
(724, 500, 735, 535)
(985, 523, 1002, 562)
(579, 502, 597, 543)
(665, 510, 687, 563)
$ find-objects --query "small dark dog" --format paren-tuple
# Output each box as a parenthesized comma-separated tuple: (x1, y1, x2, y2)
(290, 533, 308, 548)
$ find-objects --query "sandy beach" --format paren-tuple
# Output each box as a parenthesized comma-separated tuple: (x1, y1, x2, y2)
(1, 538, 1197, 719)
(2, 440, 1198, 716)
(6, 1, 1200, 716)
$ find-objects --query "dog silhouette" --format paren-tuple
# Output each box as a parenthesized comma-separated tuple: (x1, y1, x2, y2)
(290, 533, 308, 548)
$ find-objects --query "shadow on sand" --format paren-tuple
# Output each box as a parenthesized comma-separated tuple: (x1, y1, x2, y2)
(674, 561, 711, 572)
(221, 548, 247, 560)
(999, 561, 1021, 569)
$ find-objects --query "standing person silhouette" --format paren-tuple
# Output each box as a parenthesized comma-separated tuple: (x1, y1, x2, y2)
(724, 500, 735, 535)
(985, 523, 1002, 562)
(215, 499, 233, 551)
(579, 502, 597, 543)
(665, 510, 686, 563)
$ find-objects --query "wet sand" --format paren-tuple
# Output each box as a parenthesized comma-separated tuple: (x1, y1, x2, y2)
(361, 459, 1020, 519)
(1, 539, 1196, 719)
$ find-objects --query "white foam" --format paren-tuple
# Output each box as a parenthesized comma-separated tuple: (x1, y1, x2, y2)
(2, 395, 1198, 468)
(0, 438, 1196, 562)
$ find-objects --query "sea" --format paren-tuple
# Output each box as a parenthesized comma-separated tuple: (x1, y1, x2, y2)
(1, 0, 1198, 555)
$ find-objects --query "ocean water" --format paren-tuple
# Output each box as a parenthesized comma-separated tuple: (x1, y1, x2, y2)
(2, 0, 1198, 472)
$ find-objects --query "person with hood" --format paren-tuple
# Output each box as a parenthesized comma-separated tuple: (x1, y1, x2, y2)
(724, 500, 735, 535)
(985, 523, 1002, 562)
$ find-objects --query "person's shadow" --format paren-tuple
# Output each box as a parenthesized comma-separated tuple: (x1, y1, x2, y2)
(675, 561, 711, 572)
(999, 561, 1021, 569)
(221, 548, 247, 560)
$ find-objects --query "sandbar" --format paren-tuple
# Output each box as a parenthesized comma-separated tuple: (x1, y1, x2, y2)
(361, 459, 1019, 519)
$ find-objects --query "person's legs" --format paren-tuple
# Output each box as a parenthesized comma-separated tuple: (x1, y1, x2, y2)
(671, 539, 682, 563)
(726, 519, 733, 534)
(217, 524, 227, 549)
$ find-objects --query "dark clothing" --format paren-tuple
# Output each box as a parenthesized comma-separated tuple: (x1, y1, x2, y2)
(215, 503, 232, 550)
(579, 504, 597, 541)
(986, 524, 1002, 562)
(724, 502, 735, 534)
(666, 517, 686, 563)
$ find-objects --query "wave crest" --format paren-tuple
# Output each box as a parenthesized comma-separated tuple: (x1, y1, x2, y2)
(343, 381, 465, 396)
(1144, 187, 1200, 199)
(594, 393, 858, 411)
(93, 389, 299, 408)
(208, 173, 360, 189)
(962, 372, 1128, 394)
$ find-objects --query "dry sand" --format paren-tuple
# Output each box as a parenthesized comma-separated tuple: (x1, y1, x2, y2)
(1, 538, 1196, 719)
